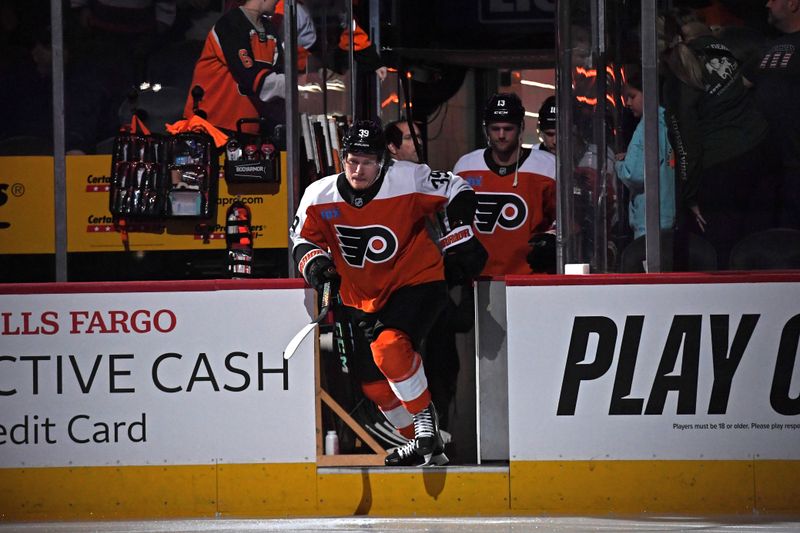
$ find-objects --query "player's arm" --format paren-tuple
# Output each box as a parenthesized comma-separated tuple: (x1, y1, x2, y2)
(416, 166, 487, 284)
(412, 165, 473, 227)
(441, 188, 488, 285)
(527, 178, 558, 274)
(663, 76, 703, 208)
(292, 242, 340, 294)
(290, 195, 339, 293)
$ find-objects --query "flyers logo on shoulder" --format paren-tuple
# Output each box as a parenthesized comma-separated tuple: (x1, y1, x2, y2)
(474, 192, 528, 233)
(335, 224, 398, 267)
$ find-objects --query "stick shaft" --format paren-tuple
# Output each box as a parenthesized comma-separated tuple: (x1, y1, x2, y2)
(283, 281, 332, 360)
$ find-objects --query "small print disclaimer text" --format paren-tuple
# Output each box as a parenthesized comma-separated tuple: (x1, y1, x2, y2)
(673, 422, 800, 431)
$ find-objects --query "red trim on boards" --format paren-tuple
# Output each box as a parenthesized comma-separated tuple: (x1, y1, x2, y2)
(505, 271, 800, 287)
(0, 278, 307, 295)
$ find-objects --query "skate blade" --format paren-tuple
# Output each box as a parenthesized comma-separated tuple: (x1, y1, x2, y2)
(421, 452, 449, 467)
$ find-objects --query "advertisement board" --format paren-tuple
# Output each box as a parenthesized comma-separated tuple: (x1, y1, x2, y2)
(0, 282, 316, 467)
(0, 155, 288, 254)
(506, 276, 800, 461)
(0, 157, 56, 254)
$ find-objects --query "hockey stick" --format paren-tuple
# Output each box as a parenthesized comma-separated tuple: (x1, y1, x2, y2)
(283, 280, 332, 360)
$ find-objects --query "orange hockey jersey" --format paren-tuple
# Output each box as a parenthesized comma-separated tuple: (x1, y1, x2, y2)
(453, 148, 556, 276)
(184, 7, 284, 133)
(291, 161, 471, 313)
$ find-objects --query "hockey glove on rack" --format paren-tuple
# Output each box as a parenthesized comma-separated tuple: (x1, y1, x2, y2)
(440, 225, 488, 286)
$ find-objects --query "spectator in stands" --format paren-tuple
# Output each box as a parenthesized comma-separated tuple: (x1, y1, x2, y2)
(72, 0, 176, 35)
(614, 65, 676, 239)
(747, 0, 800, 230)
(173, 0, 221, 42)
(306, 0, 387, 81)
(0, 1, 46, 71)
(183, 0, 285, 136)
(385, 119, 423, 163)
(715, 25, 767, 85)
(661, 9, 772, 269)
(0, 27, 116, 154)
(69, 0, 176, 103)
(268, 0, 319, 73)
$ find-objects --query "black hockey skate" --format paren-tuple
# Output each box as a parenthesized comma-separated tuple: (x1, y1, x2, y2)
(411, 402, 448, 465)
(385, 438, 448, 467)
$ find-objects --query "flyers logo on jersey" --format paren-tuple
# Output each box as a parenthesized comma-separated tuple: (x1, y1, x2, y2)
(335, 224, 398, 267)
(474, 192, 528, 233)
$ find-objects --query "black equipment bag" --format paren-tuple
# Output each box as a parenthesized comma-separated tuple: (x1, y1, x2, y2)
(166, 132, 219, 219)
(109, 130, 219, 220)
(109, 133, 168, 218)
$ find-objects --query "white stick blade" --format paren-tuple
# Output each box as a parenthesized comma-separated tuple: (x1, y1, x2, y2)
(283, 322, 317, 360)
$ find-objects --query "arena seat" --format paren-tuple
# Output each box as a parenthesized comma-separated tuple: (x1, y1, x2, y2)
(620, 230, 718, 272)
(0, 135, 53, 156)
(145, 40, 204, 98)
(95, 135, 116, 155)
(728, 228, 800, 270)
(118, 85, 187, 135)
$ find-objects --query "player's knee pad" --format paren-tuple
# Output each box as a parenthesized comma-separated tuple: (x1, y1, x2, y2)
(370, 328, 428, 406)
(370, 328, 415, 379)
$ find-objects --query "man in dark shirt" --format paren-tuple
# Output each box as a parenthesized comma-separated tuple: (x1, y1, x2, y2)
(750, 0, 800, 228)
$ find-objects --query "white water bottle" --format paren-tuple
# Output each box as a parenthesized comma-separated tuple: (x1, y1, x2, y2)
(324, 430, 339, 455)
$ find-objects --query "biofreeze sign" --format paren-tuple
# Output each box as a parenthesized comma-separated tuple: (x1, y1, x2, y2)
(0, 288, 316, 467)
(506, 281, 800, 461)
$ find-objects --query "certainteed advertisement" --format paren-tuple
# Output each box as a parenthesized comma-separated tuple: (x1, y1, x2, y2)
(0, 154, 288, 254)
(67, 155, 288, 251)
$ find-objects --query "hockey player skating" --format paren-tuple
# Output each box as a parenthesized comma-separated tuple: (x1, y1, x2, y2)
(290, 120, 486, 466)
(453, 93, 557, 275)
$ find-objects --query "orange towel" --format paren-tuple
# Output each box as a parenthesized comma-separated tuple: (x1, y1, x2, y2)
(130, 115, 151, 135)
(166, 116, 229, 148)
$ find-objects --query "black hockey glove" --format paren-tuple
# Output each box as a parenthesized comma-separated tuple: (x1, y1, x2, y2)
(527, 232, 557, 274)
(440, 225, 488, 286)
(305, 254, 341, 298)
